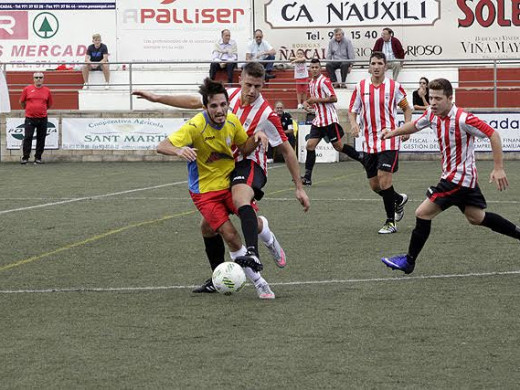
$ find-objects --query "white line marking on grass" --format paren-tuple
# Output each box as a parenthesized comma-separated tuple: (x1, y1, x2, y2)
(1, 269, 518, 294)
(0, 181, 187, 215)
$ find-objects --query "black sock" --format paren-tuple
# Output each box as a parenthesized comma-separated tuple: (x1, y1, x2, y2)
(341, 144, 362, 162)
(203, 235, 225, 271)
(238, 205, 258, 255)
(407, 217, 432, 263)
(481, 212, 520, 240)
(380, 186, 397, 222)
(304, 150, 316, 179)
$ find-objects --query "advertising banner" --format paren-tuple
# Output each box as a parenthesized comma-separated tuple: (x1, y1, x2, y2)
(62, 117, 186, 150)
(116, 0, 252, 63)
(298, 124, 339, 163)
(354, 112, 520, 153)
(6, 117, 59, 149)
(0, 1, 116, 69)
(258, 0, 520, 62)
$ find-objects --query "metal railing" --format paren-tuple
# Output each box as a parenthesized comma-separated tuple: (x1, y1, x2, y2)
(2, 58, 520, 109)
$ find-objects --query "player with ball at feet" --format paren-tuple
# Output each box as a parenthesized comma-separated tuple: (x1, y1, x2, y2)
(381, 78, 520, 274)
(157, 78, 275, 299)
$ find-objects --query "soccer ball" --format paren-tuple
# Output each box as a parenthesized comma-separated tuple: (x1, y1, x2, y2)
(212, 262, 246, 295)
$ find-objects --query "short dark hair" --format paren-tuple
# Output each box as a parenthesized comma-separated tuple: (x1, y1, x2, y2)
(199, 77, 228, 107)
(383, 27, 394, 36)
(428, 78, 453, 98)
(310, 58, 320, 65)
(242, 61, 265, 79)
(369, 51, 386, 64)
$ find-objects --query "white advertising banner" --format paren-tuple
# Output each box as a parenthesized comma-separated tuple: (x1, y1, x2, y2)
(116, 0, 252, 63)
(258, 0, 520, 62)
(0, 1, 116, 69)
(354, 112, 520, 153)
(6, 117, 59, 149)
(298, 124, 339, 163)
(62, 117, 186, 150)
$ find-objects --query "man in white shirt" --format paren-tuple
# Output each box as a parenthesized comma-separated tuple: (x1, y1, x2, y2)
(209, 29, 238, 84)
(245, 29, 276, 80)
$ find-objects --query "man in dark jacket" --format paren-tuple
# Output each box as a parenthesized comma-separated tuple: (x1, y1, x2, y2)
(373, 28, 405, 80)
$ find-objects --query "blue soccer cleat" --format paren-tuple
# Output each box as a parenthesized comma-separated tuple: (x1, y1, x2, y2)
(381, 254, 415, 274)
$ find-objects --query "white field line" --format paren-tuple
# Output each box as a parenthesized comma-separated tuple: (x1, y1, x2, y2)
(1, 196, 519, 204)
(1, 269, 519, 294)
(0, 181, 187, 215)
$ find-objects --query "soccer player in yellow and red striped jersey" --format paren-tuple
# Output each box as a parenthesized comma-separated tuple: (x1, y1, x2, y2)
(157, 78, 277, 299)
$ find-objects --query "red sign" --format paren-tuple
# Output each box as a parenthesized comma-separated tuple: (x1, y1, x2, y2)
(0, 11, 28, 40)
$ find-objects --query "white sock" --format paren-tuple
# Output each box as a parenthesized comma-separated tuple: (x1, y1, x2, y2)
(258, 215, 274, 245)
(229, 246, 247, 260)
(230, 245, 263, 285)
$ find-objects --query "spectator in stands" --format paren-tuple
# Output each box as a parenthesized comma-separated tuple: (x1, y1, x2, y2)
(413, 77, 430, 110)
(325, 28, 355, 88)
(372, 27, 405, 80)
(82, 33, 110, 90)
(19, 72, 53, 164)
(0, 64, 10, 113)
(291, 49, 309, 109)
(266, 101, 296, 162)
(245, 29, 276, 80)
(209, 29, 238, 84)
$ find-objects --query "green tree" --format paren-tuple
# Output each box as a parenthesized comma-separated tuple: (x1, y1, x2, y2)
(38, 17, 53, 38)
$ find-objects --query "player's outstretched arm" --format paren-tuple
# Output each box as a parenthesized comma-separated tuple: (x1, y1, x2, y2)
(157, 138, 197, 161)
(278, 141, 310, 212)
(381, 121, 418, 140)
(133, 91, 203, 109)
(488, 132, 508, 191)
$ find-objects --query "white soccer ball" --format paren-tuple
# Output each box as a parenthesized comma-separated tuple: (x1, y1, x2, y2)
(212, 262, 247, 295)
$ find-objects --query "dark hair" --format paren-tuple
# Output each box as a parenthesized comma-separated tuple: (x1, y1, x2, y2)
(254, 29, 263, 35)
(242, 61, 265, 79)
(428, 78, 453, 98)
(199, 77, 228, 107)
(420, 77, 429, 85)
(221, 29, 230, 36)
(369, 51, 386, 64)
(383, 27, 394, 36)
(310, 58, 320, 65)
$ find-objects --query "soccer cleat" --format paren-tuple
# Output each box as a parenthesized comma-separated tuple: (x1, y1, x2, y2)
(378, 221, 397, 234)
(34, 159, 44, 165)
(192, 278, 217, 293)
(381, 255, 415, 274)
(264, 233, 286, 268)
(20, 158, 29, 165)
(235, 252, 264, 272)
(301, 176, 312, 186)
(395, 193, 408, 222)
(255, 282, 275, 299)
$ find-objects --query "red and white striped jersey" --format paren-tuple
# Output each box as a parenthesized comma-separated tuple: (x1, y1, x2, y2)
(308, 74, 338, 127)
(227, 88, 287, 173)
(349, 77, 407, 153)
(415, 105, 495, 188)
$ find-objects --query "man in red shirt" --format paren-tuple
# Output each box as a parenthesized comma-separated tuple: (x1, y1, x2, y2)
(19, 72, 53, 164)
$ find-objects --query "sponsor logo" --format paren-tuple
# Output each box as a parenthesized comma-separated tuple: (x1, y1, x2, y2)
(233, 175, 245, 181)
(458, 0, 520, 28)
(265, 0, 440, 28)
(204, 136, 215, 140)
(382, 163, 391, 168)
(406, 45, 443, 57)
(122, 1, 246, 25)
(0, 11, 28, 39)
(8, 121, 57, 140)
(33, 12, 58, 39)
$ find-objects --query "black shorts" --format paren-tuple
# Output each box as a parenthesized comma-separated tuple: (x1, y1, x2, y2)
(426, 179, 487, 212)
(308, 123, 344, 143)
(230, 159, 267, 200)
(364, 150, 399, 178)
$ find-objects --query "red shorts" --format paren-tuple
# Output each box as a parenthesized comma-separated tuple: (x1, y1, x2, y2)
(190, 189, 237, 231)
(295, 79, 308, 94)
